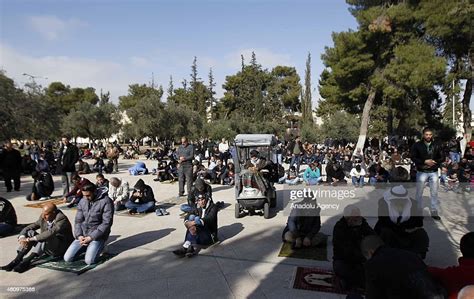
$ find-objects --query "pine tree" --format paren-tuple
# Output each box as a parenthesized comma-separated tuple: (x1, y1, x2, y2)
(208, 68, 216, 121)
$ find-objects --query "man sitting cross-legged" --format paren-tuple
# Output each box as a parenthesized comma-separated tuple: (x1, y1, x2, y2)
(173, 193, 218, 257)
(63, 183, 114, 265)
(282, 197, 322, 249)
(125, 179, 156, 214)
(374, 184, 429, 259)
(108, 177, 129, 211)
(1, 203, 73, 273)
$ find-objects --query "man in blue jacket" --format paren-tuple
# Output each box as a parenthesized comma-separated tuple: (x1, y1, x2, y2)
(64, 183, 114, 265)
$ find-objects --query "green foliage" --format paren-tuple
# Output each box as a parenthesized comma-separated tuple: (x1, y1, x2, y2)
(119, 84, 163, 111)
(45, 82, 99, 114)
(300, 122, 323, 143)
(61, 101, 121, 141)
(321, 111, 361, 141)
(0, 72, 61, 140)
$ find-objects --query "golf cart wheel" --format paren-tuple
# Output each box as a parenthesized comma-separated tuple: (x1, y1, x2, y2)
(263, 202, 270, 219)
(270, 191, 277, 208)
(235, 203, 241, 219)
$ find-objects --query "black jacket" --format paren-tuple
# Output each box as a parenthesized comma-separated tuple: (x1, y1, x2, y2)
(411, 141, 444, 172)
(374, 198, 423, 235)
(365, 246, 442, 299)
(37, 172, 55, 196)
(0, 148, 22, 174)
(187, 183, 212, 206)
(333, 217, 375, 264)
(129, 179, 155, 204)
(0, 197, 17, 226)
(59, 143, 79, 172)
(192, 200, 218, 241)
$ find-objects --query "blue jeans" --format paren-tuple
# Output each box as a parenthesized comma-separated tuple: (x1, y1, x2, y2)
(305, 177, 322, 185)
(449, 152, 460, 163)
(352, 176, 364, 187)
(290, 155, 301, 173)
(415, 171, 439, 212)
(64, 239, 105, 265)
(0, 223, 14, 237)
(125, 201, 155, 213)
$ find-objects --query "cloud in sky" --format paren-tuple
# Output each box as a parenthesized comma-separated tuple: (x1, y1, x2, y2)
(28, 15, 87, 40)
(0, 43, 133, 100)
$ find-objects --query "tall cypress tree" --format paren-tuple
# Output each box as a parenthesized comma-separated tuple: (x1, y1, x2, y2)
(302, 52, 313, 124)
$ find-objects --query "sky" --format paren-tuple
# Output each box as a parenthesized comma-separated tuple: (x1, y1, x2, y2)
(1, 0, 359, 105)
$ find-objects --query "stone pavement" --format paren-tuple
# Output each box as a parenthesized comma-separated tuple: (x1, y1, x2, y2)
(0, 158, 472, 299)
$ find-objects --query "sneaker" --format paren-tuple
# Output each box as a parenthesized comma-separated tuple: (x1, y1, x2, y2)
(160, 208, 170, 215)
(128, 208, 138, 215)
(185, 246, 196, 258)
(1, 259, 21, 272)
(153, 178, 160, 182)
(172, 247, 187, 258)
(155, 209, 163, 216)
(431, 210, 441, 221)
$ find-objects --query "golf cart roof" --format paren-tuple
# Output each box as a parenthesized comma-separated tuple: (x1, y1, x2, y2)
(234, 134, 277, 147)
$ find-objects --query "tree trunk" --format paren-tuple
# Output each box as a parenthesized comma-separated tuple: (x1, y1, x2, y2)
(354, 89, 376, 157)
(462, 77, 472, 147)
(462, 52, 473, 152)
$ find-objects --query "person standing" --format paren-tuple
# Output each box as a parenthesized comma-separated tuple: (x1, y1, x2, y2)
(106, 143, 120, 173)
(0, 141, 22, 192)
(289, 136, 303, 174)
(177, 137, 194, 197)
(411, 127, 444, 220)
(58, 136, 79, 196)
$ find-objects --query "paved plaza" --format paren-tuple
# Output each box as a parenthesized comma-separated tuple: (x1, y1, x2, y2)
(1, 158, 472, 299)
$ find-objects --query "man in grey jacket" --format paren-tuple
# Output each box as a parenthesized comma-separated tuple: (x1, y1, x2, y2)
(64, 183, 114, 265)
(177, 137, 194, 196)
(1, 203, 74, 273)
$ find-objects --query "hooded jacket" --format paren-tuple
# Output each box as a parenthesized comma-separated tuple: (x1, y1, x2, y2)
(129, 179, 155, 204)
(74, 188, 114, 241)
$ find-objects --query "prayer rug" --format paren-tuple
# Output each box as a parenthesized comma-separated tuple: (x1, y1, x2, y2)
(278, 233, 328, 261)
(33, 253, 116, 275)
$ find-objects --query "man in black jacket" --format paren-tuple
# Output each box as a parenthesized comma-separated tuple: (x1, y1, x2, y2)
(173, 193, 218, 257)
(333, 204, 375, 291)
(58, 136, 79, 196)
(26, 171, 54, 201)
(0, 141, 22, 192)
(361, 235, 443, 299)
(125, 179, 156, 214)
(411, 127, 444, 220)
(1, 203, 74, 273)
(0, 197, 17, 237)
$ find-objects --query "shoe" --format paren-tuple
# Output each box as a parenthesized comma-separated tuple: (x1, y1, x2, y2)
(1, 259, 21, 272)
(153, 178, 159, 182)
(155, 209, 163, 216)
(67, 203, 75, 209)
(14, 189, 20, 192)
(172, 247, 187, 258)
(160, 208, 170, 215)
(185, 246, 196, 257)
(216, 201, 225, 210)
(431, 211, 441, 221)
(6, 190, 12, 193)
(128, 208, 138, 215)
(13, 260, 31, 273)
